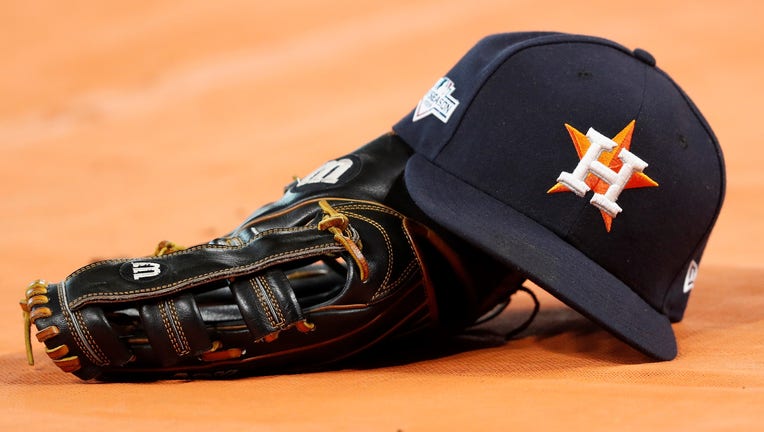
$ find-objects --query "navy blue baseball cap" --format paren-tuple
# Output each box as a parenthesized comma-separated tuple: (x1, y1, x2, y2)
(394, 32, 725, 360)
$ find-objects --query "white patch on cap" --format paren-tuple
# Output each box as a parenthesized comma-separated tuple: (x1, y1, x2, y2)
(683, 260, 699, 293)
(412, 77, 460, 123)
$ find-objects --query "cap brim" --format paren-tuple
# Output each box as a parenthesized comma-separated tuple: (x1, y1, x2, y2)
(405, 154, 677, 360)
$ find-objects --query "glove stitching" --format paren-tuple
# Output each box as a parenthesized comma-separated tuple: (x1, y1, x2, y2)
(58, 280, 111, 368)
(372, 260, 419, 302)
(334, 203, 420, 301)
(333, 203, 403, 218)
(260, 275, 286, 327)
(69, 243, 342, 308)
(158, 302, 180, 355)
(72, 310, 109, 366)
(168, 300, 191, 355)
(159, 300, 189, 356)
(250, 277, 277, 329)
(65, 226, 318, 280)
(371, 211, 422, 301)
(342, 211, 394, 295)
(349, 205, 426, 303)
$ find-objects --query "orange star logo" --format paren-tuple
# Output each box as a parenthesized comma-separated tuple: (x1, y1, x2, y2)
(547, 120, 658, 232)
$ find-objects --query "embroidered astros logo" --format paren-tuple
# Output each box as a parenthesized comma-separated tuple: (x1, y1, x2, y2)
(547, 120, 658, 232)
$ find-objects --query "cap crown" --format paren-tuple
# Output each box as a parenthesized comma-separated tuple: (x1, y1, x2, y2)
(394, 33, 725, 322)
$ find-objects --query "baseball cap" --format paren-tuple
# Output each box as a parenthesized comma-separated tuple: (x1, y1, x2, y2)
(393, 32, 725, 360)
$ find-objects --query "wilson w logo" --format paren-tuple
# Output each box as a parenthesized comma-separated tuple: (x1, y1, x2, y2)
(297, 158, 354, 187)
(131, 262, 162, 280)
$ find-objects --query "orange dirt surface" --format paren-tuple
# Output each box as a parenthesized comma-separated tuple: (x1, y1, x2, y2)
(1, 1, 762, 430)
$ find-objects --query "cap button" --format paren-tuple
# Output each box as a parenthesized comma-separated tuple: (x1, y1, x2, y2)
(633, 48, 656, 67)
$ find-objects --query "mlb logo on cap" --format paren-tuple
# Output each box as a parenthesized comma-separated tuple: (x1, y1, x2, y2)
(394, 32, 725, 360)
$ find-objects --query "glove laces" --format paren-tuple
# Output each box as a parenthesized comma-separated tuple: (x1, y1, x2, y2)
(473, 285, 540, 340)
(317, 200, 369, 282)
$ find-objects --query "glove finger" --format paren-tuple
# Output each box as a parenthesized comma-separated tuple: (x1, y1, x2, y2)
(230, 269, 303, 342)
(139, 293, 213, 367)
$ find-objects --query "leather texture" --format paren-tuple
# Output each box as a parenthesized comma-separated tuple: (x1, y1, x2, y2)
(24, 133, 522, 380)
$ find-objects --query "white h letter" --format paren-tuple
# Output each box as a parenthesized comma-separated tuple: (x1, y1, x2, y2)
(556, 127, 649, 218)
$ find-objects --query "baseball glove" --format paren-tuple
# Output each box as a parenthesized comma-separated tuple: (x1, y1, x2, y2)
(21, 133, 528, 380)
